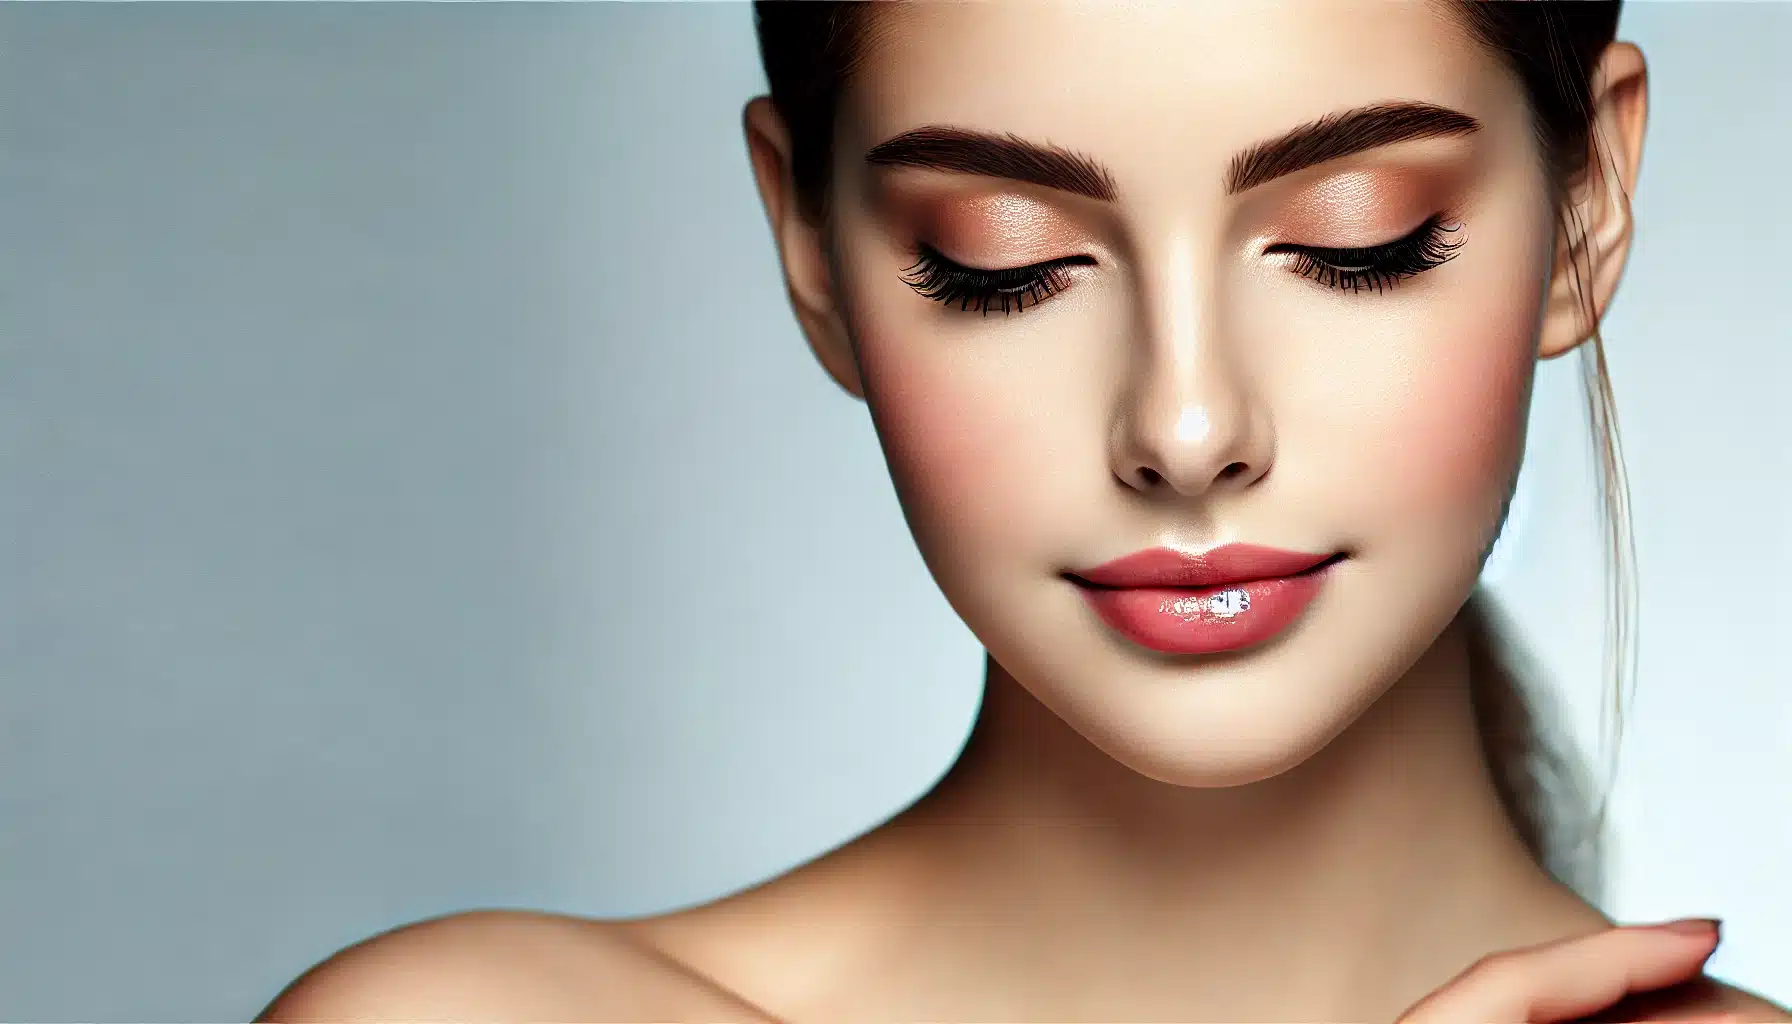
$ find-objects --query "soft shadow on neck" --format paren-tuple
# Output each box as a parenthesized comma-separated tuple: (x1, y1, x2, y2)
(914, 589, 1604, 902)
(628, 594, 1610, 1020)
(909, 594, 1550, 889)
(846, 593, 1611, 1011)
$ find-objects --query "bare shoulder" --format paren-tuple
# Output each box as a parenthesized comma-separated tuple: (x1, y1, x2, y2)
(255, 908, 778, 1022)
(1692, 978, 1792, 1022)
(1595, 975, 1792, 1022)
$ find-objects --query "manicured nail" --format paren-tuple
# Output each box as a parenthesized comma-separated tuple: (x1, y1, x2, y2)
(1659, 917, 1722, 938)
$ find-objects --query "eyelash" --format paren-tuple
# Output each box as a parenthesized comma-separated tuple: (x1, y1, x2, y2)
(899, 246, 1092, 316)
(899, 214, 1465, 315)
(1269, 213, 1465, 295)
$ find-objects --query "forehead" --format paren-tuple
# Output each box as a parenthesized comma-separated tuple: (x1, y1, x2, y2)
(842, 0, 1521, 187)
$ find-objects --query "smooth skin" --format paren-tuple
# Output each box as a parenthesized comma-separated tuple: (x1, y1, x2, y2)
(260, 3, 1788, 1021)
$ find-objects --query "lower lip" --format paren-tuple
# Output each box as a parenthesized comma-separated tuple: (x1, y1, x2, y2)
(1072, 558, 1341, 656)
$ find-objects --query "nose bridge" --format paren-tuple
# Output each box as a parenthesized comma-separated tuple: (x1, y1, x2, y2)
(1113, 230, 1265, 496)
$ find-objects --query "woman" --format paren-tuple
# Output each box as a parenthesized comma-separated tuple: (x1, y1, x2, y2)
(259, 2, 1790, 1020)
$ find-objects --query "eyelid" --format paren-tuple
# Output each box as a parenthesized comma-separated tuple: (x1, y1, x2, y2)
(882, 185, 1104, 263)
(898, 242, 1094, 315)
(898, 211, 1465, 313)
(1262, 214, 1439, 257)
(922, 246, 1090, 274)
(1270, 213, 1465, 294)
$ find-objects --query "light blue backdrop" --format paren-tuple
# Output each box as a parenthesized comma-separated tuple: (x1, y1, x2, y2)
(2, 3, 1785, 1017)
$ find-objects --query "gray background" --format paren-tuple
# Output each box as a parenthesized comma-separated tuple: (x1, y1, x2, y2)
(1, 2, 1785, 1018)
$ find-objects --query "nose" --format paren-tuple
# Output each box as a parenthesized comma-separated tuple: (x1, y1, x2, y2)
(1108, 246, 1272, 500)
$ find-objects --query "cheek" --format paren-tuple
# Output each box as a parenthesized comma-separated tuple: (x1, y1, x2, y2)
(868, 357, 1005, 519)
(850, 320, 1066, 577)
(1369, 297, 1538, 526)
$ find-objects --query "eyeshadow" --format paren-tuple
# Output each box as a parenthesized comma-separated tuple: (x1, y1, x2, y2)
(879, 184, 1091, 264)
(1269, 168, 1459, 247)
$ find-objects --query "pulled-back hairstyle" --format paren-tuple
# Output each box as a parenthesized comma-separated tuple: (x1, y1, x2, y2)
(751, 0, 1635, 904)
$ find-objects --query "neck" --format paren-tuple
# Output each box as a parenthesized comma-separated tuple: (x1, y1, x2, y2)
(923, 604, 1529, 870)
(870, 604, 1604, 1015)
(636, 604, 1609, 1020)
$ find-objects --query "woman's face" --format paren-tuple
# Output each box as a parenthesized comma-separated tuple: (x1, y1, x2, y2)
(819, 0, 1559, 786)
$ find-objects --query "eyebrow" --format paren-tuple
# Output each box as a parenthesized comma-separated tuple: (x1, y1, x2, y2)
(862, 101, 1482, 202)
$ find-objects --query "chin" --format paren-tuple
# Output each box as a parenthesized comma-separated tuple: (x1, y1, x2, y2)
(988, 638, 1389, 792)
(1071, 680, 1374, 789)
(1107, 737, 1333, 789)
(977, 562, 1471, 791)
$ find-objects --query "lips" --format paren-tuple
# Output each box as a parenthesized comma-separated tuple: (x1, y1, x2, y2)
(1067, 544, 1343, 656)
(1069, 545, 1339, 590)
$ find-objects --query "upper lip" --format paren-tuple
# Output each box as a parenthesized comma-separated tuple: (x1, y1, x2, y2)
(1068, 544, 1340, 589)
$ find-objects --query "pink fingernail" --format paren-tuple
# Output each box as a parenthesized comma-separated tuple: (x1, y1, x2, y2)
(1659, 917, 1721, 937)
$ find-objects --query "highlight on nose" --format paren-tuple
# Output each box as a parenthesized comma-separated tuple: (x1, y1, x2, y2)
(1174, 405, 1210, 444)
(1121, 393, 1264, 496)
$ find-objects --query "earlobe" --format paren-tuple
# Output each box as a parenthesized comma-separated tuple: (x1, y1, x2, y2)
(1535, 42, 1648, 362)
(741, 97, 866, 399)
(1535, 226, 1603, 361)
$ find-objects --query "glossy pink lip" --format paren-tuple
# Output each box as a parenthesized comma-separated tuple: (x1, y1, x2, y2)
(1067, 544, 1344, 656)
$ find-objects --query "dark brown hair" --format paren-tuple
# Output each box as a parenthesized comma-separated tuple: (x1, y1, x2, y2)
(751, 0, 1634, 903)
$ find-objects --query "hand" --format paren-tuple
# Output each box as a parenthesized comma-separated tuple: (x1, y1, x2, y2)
(1396, 919, 1730, 1023)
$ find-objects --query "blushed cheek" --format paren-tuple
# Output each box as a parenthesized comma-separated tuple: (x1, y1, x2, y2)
(852, 329, 1049, 576)
(1378, 306, 1538, 526)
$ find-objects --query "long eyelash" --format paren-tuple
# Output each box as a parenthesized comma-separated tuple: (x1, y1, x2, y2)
(899, 216, 1460, 313)
(1271, 214, 1465, 294)
(899, 244, 1091, 316)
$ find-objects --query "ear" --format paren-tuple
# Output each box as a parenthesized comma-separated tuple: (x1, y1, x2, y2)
(742, 96, 865, 399)
(1537, 42, 1649, 360)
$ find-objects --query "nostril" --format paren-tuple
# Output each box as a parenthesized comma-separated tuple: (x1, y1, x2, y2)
(1218, 462, 1247, 480)
(1138, 467, 1163, 486)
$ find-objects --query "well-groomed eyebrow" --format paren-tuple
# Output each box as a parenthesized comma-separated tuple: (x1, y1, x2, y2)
(1226, 101, 1481, 194)
(862, 101, 1482, 202)
(865, 125, 1120, 202)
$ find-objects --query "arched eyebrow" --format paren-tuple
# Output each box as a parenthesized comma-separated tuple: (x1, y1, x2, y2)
(863, 101, 1482, 202)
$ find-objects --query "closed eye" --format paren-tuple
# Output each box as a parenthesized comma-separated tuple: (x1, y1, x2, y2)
(1264, 214, 1465, 294)
(898, 244, 1095, 316)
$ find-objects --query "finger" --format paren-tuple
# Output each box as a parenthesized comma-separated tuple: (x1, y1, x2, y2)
(1397, 921, 1721, 1024)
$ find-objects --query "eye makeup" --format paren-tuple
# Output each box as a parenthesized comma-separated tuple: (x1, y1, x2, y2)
(898, 244, 1095, 315)
(897, 212, 1465, 315)
(1266, 213, 1465, 295)
(878, 184, 1103, 316)
(885, 146, 1476, 316)
(1248, 159, 1474, 295)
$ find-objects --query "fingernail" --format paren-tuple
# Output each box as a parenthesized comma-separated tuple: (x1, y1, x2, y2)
(1659, 917, 1722, 937)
